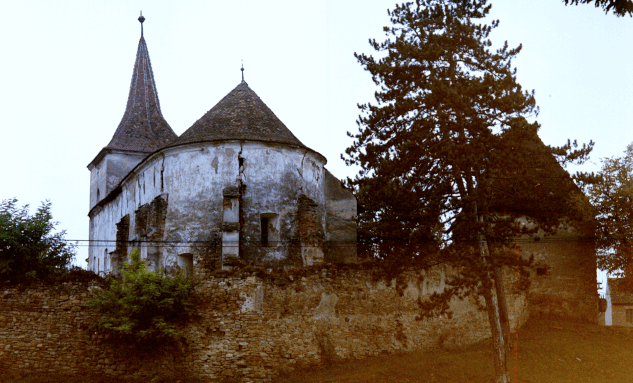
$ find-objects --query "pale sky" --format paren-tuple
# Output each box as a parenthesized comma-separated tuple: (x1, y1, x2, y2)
(1, 0, 630, 293)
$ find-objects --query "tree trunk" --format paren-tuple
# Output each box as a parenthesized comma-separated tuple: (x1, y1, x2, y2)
(493, 264, 512, 351)
(482, 282, 511, 383)
(479, 238, 511, 383)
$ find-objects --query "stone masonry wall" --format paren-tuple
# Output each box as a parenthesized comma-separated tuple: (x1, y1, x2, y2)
(519, 224, 598, 323)
(611, 305, 633, 327)
(0, 265, 528, 382)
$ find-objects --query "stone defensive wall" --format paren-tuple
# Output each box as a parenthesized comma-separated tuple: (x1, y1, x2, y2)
(0, 265, 528, 382)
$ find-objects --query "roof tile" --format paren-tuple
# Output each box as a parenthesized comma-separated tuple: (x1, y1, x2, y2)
(106, 35, 177, 152)
(169, 81, 305, 148)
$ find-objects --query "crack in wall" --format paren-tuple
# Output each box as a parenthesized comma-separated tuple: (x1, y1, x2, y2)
(297, 150, 308, 179)
(237, 142, 245, 182)
(160, 157, 165, 192)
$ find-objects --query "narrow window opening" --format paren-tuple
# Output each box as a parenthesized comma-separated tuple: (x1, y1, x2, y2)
(261, 217, 269, 247)
(238, 157, 244, 168)
(536, 267, 547, 276)
(96, 188, 100, 201)
(260, 213, 279, 248)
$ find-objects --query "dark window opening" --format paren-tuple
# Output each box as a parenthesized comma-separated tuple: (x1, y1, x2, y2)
(261, 217, 269, 247)
(96, 188, 100, 201)
(238, 157, 244, 168)
(536, 267, 547, 276)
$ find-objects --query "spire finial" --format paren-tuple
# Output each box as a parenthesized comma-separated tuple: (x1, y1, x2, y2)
(241, 60, 244, 82)
(138, 11, 145, 37)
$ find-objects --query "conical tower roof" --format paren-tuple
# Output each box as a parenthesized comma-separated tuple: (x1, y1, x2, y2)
(169, 81, 306, 148)
(105, 17, 176, 152)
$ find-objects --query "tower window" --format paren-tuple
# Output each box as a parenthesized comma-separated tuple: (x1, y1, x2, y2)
(261, 217, 269, 247)
(260, 213, 279, 247)
(97, 188, 100, 200)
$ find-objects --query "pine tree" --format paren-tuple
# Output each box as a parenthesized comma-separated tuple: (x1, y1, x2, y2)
(344, 1, 592, 381)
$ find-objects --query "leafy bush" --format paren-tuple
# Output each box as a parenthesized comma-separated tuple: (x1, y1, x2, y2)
(0, 198, 75, 283)
(88, 249, 194, 344)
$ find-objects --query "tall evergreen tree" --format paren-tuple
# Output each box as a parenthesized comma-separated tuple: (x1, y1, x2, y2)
(344, 1, 592, 381)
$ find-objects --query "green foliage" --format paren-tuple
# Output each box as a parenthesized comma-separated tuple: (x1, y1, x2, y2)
(0, 198, 75, 283)
(585, 143, 633, 277)
(563, 0, 633, 17)
(88, 249, 194, 344)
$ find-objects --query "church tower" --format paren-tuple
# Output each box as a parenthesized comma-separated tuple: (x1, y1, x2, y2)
(87, 13, 176, 210)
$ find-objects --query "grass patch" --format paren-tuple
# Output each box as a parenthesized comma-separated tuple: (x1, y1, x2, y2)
(277, 318, 633, 383)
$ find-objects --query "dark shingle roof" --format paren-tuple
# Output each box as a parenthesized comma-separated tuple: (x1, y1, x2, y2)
(608, 278, 633, 305)
(169, 81, 305, 148)
(105, 35, 177, 152)
(489, 124, 594, 222)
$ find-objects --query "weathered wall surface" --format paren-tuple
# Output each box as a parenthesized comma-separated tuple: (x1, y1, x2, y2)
(0, 265, 527, 382)
(88, 141, 331, 274)
(324, 169, 357, 263)
(88, 150, 146, 210)
(519, 222, 597, 323)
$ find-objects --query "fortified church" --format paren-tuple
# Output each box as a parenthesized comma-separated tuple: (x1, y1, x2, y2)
(88, 15, 597, 326)
(87, 15, 357, 276)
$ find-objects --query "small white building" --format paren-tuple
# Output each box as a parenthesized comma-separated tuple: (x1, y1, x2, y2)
(605, 278, 633, 326)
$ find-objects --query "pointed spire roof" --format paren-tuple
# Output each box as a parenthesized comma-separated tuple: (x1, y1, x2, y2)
(105, 14, 176, 153)
(169, 81, 306, 148)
